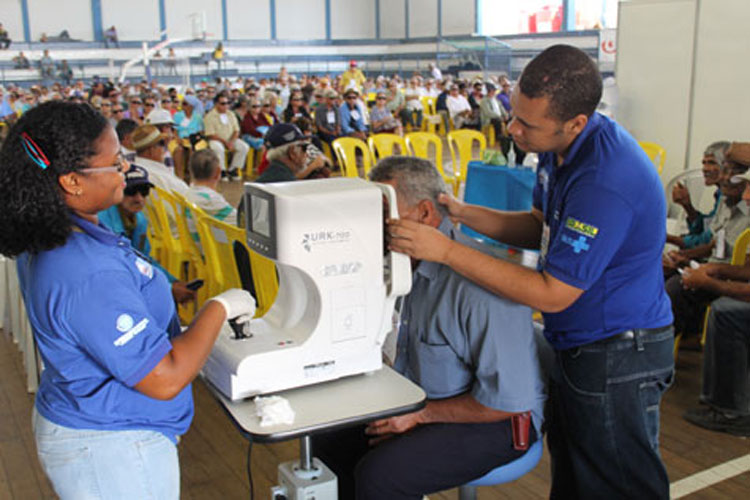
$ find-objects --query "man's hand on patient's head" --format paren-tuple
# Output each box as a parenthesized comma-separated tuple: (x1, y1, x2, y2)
(388, 218, 453, 264)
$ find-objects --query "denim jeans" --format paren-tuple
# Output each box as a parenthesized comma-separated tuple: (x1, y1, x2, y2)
(547, 327, 674, 500)
(702, 297, 750, 416)
(32, 409, 180, 500)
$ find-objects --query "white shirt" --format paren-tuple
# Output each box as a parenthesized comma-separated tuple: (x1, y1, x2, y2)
(446, 95, 471, 119)
(134, 156, 190, 198)
(188, 185, 237, 223)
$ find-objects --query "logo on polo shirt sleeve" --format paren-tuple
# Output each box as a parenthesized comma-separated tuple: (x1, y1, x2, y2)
(565, 217, 599, 238)
(135, 257, 154, 279)
(114, 313, 150, 347)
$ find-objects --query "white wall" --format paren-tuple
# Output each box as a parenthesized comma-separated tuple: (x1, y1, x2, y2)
(442, 0, 474, 36)
(276, 0, 326, 40)
(3, 0, 24, 42)
(410, 0, 438, 38)
(165, 0, 222, 40)
(102, 0, 160, 41)
(331, 0, 375, 39)
(380, 0, 406, 38)
(616, 0, 696, 184)
(29, 0, 93, 41)
(227, 0, 270, 40)
(617, 0, 750, 185)
(688, 0, 750, 163)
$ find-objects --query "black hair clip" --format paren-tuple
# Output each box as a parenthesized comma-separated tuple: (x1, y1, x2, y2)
(21, 132, 50, 170)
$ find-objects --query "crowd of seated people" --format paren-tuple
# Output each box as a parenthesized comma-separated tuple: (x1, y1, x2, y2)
(0, 65, 527, 180)
(665, 141, 750, 437)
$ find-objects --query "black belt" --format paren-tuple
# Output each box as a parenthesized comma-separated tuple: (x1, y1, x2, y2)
(604, 325, 673, 342)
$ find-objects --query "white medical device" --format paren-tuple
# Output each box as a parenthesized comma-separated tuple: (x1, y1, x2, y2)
(203, 177, 412, 401)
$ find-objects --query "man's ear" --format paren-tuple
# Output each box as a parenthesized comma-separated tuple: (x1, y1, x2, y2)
(565, 114, 588, 136)
(417, 199, 441, 228)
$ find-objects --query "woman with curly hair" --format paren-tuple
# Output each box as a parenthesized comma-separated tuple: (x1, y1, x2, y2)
(0, 101, 255, 499)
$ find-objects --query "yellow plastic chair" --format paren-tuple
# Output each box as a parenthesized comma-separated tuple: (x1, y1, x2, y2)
(193, 213, 278, 316)
(405, 132, 457, 192)
(194, 210, 240, 297)
(149, 186, 189, 279)
(158, 189, 208, 323)
(367, 133, 409, 164)
(698, 228, 750, 347)
(170, 192, 210, 302)
(447, 129, 487, 194)
(639, 141, 666, 175)
(420, 96, 444, 135)
(332, 137, 372, 178)
(143, 195, 165, 265)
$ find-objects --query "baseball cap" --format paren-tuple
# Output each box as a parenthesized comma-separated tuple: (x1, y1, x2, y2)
(349, 60, 357, 67)
(124, 164, 153, 189)
(145, 108, 174, 126)
(264, 123, 311, 149)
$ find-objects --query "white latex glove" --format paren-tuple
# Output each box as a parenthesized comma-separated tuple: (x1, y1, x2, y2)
(210, 289, 256, 324)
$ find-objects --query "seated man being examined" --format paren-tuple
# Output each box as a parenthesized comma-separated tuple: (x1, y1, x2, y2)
(681, 159, 750, 436)
(312, 156, 546, 500)
(204, 91, 249, 180)
(665, 142, 750, 346)
(187, 149, 237, 223)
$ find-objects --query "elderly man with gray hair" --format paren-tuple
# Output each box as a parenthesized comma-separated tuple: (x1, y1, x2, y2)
(311, 156, 545, 500)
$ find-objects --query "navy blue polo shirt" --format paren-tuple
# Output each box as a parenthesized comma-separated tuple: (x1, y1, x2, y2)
(532, 113, 673, 349)
(17, 215, 193, 443)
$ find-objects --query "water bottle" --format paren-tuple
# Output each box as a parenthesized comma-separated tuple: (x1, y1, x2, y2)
(508, 147, 516, 167)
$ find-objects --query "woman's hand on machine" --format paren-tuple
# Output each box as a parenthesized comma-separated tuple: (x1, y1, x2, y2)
(209, 289, 256, 323)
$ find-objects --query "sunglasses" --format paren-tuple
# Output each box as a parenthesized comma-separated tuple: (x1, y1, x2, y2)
(113, 108, 123, 113)
(251, 105, 261, 108)
(101, 102, 111, 107)
(218, 101, 229, 105)
(144, 102, 155, 107)
(124, 184, 151, 197)
(376, 96, 386, 100)
(131, 101, 142, 105)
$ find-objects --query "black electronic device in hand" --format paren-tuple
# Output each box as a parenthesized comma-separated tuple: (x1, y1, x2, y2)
(186, 279, 204, 291)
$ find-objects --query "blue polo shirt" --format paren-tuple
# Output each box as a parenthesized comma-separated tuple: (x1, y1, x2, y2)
(394, 218, 546, 433)
(533, 113, 673, 350)
(17, 215, 193, 443)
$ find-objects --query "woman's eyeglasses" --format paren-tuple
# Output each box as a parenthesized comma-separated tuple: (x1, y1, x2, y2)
(124, 184, 151, 197)
(79, 157, 127, 175)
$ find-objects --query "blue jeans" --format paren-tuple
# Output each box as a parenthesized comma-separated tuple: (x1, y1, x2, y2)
(33, 408, 180, 500)
(702, 297, 750, 415)
(547, 327, 674, 500)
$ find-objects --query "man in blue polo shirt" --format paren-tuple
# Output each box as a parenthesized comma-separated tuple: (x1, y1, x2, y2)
(388, 45, 674, 499)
